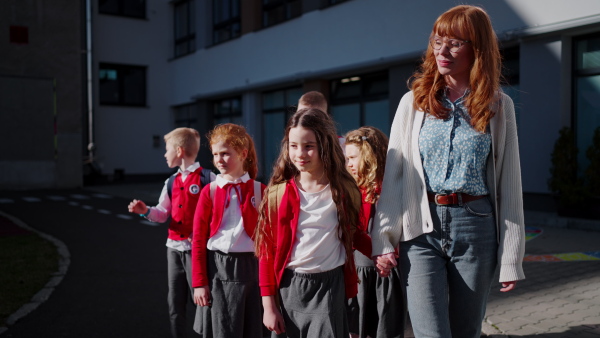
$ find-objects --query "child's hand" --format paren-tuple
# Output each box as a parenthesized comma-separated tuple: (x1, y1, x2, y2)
(373, 252, 397, 277)
(128, 199, 147, 215)
(194, 286, 211, 307)
(263, 308, 285, 334)
(262, 296, 285, 334)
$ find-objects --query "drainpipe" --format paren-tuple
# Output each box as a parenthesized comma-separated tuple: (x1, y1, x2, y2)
(86, 0, 94, 161)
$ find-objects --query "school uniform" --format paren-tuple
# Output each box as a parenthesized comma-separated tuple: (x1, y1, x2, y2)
(259, 178, 362, 338)
(191, 173, 266, 338)
(347, 189, 405, 338)
(144, 162, 215, 338)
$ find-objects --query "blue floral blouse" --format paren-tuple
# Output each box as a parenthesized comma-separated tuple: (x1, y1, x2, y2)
(419, 91, 492, 196)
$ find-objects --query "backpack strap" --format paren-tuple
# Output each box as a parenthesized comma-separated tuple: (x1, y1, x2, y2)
(254, 180, 262, 211)
(166, 172, 178, 201)
(209, 181, 217, 200)
(267, 182, 286, 224)
(200, 168, 213, 187)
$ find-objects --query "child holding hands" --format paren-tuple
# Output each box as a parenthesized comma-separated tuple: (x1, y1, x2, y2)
(128, 127, 214, 338)
(191, 123, 266, 338)
(344, 127, 404, 338)
(254, 108, 363, 338)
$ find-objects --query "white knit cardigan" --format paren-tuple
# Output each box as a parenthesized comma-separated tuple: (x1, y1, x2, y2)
(371, 91, 526, 283)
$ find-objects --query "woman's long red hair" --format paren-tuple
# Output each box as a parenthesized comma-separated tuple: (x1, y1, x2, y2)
(411, 5, 502, 133)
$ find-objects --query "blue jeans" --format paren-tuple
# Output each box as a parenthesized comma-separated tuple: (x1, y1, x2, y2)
(400, 198, 497, 338)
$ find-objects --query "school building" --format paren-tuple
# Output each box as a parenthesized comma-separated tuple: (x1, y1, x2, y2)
(3, 0, 600, 201)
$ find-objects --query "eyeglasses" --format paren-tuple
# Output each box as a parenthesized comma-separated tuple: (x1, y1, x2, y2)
(430, 36, 471, 53)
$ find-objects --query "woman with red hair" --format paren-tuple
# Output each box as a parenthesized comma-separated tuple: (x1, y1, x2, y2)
(371, 5, 525, 337)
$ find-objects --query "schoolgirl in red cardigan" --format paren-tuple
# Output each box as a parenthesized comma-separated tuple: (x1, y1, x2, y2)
(344, 127, 405, 338)
(191, 123, 266, 338)
(254, 108, 365, 338)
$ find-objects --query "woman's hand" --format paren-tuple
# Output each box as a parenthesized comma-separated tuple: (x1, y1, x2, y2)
(500, 281, 517, 292)
(193, 286, 211, 307)
(262, 296, 285, 334)
(372, 252, 397, 277)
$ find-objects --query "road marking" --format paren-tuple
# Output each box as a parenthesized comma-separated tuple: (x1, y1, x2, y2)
(524, 226, 600, 262)
(91, 193, 112, 199)
(524, 252, 600, 262)
(47, 195, 66, 201)
(97, 209, 111, 214)
(525, 226, 542, 241)
(70, 194, 89, 200)
(116, 214, 134, 220)
(140, 220, 160, 227)
(0, 198, 14, 204)
(68, 201, 79, 206)
(22, 197, 41, 202)
(81, 205, 93, 210)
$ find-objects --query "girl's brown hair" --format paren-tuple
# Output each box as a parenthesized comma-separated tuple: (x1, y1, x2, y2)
(255, 108, 360, 260)
(410, 5, 501, 133)
(207, 123, 258, 179)
(344, 126, 389, 204)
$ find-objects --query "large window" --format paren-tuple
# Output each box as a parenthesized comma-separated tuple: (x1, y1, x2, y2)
(263, 0, 301, 28)
(99, 0, 146, 19)
(574, 34, 600, 171)
(213, 0, 241, 44)
(213, 97, 243, 125)
(262, 87, 303, 174)
(330, 72, 390, 136)
(99, 63, 146, 106)
(174, 0, 196, 57)
(174, 103, 199, 130)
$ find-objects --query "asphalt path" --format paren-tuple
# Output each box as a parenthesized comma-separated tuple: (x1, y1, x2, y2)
(0, 188, 198, 337)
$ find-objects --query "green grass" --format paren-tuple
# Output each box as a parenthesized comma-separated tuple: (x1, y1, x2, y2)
(0, 233, 58, 327)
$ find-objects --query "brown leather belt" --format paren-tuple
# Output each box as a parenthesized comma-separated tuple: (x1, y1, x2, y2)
(427, 192, 486, 206)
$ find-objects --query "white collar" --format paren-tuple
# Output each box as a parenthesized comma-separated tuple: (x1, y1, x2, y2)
(216, 172, 250, 188)
(178, 162, 201, 174)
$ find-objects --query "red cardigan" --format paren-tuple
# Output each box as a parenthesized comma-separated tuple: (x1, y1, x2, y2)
(258, 178, 366, 299)
(191, 179, 266, 288)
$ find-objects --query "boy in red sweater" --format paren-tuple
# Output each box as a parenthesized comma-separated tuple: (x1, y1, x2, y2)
(128, 127, 214, 338)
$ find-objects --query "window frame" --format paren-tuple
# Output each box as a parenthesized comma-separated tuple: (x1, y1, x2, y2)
(330, 71, 390, 135)
(173, 0, 196, 58)
(212, 96, 243, 125)
(261, 86, 303, 175)
(98, 0, 146, 19)
(262, 0, 302, 28)
(212, 0, 241, 45)
(98, 63, 147, 107)
(572, 32, 600, 171)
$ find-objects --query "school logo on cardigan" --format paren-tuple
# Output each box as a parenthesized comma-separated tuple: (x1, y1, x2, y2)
(189, 184, 200, 194)
(251, 196, 256, 208)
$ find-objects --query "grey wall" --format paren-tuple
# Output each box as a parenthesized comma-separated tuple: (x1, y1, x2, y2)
(0, 0, 83, 189)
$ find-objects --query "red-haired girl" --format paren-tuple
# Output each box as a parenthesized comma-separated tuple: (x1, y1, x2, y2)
(191, 123, 266, 338)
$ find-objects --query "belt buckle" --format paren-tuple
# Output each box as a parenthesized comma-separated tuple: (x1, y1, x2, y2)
(434, 193, 447, 206)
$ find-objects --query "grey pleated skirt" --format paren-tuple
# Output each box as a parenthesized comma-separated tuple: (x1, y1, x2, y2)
(193, 250, 263, 338)
(273, 266, 349, 338)
(346, 250, 405, 338)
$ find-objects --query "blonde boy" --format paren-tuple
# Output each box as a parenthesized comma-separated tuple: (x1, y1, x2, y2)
(128, 127, 215, 338)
